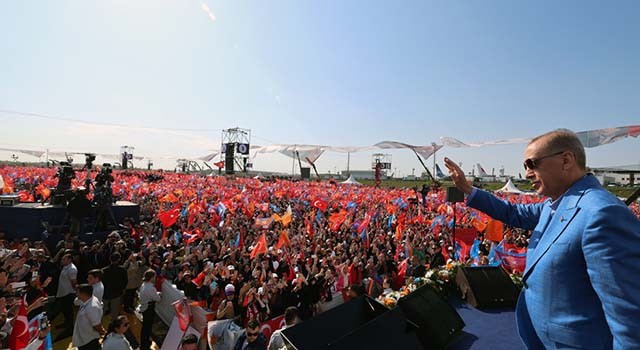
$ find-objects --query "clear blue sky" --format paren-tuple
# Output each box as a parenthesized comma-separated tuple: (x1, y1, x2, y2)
(1, 0, 639, 176)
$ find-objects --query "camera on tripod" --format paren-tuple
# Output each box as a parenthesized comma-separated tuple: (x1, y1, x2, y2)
(54, 162, 75, 191)
(95, 163, 114, 187)
(84, 153, 96, 170)
(49, 162, 76, 205)
(93, 164, 114, 208)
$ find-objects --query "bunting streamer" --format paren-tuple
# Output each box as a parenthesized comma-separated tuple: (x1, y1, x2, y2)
(441, 125, 640, 149)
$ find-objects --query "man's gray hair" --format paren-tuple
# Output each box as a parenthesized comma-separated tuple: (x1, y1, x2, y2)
(530, 129, 586, 170)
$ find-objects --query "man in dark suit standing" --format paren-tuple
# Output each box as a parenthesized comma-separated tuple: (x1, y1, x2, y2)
(102, 252, 128, 320)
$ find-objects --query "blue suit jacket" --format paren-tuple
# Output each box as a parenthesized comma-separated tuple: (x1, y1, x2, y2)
(468, 175, 640, 349)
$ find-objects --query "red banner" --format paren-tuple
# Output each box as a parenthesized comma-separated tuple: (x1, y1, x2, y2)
(259, 315, 286, 340)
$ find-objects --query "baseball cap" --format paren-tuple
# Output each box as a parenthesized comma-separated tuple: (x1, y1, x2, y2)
(225, 284, 235, 295)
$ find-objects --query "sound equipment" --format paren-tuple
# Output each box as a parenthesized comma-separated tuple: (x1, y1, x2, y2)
(396, 284, 465, 349)
(282, 296, 388, 350)
(121, 153, 128, 170)
(300, 167, 311, 179)
(225, 143, 235, 175)
(0, 195, 19, 206)
(327, 307, 422, 350)
(456, 266, 519, 308)
(446, 186, 465, 203)
(283, 287, 466, 350)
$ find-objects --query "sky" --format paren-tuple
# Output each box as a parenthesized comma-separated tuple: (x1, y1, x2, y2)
(1, 0, 639, 177)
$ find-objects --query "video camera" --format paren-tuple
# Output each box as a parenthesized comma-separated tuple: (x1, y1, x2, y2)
(84, 153, 96, 170)
(95, 163, 114, 187)
(93, 163, 114, 208)
(51, 162, 76, 203)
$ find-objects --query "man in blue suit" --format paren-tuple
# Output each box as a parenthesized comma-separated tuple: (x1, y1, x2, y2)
(444, 129, 640, 349)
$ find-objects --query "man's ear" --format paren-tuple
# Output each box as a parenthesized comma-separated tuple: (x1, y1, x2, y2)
(562, 151, 576, 170)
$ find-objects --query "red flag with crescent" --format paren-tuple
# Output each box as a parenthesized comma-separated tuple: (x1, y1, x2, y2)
(9, 299, 29, 349)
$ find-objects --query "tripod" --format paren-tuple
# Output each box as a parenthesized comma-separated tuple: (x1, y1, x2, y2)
(92, 183, 119, 232)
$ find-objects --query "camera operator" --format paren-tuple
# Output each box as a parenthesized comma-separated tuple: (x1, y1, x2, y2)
(54, 162, 75, 194)
(67, 188, 91, 235)
(94, 164, 115, 231)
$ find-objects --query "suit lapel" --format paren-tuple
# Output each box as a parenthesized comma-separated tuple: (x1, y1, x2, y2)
(523, 206, 580, 280)
(522, 175, 596, 281)
(523, 204, 552, 270)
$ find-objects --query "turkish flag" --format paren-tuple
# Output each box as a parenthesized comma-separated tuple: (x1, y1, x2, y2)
(158, 205, 181, 228)
(214, 161, 225, 169)
(312, 199, 329, 212)
(172, 298, 192, 332)
(9, 300, 29, 349)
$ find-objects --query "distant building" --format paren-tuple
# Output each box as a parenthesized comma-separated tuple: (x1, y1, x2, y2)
(590, 164, 640, 186)
(341, 170, 377, 180)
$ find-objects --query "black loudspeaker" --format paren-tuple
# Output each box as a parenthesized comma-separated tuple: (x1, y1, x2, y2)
(282, 296, 389, 350)
(225, 143, 235, 175)
(446, 186, 465, 203)
(0, 195, 19, 206)
(300, 167, 311, 179)
(456, 266, 519, 308)
(396, 284, 465, 349)
(327, 307, 422, 350)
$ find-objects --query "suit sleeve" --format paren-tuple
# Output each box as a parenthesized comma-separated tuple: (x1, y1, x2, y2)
(467, 189, 543, 230)
(582, 204, 640, 349)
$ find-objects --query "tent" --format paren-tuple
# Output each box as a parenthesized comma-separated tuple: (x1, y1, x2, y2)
(340, 174, 362, 186)
(496, 178, 524, 194)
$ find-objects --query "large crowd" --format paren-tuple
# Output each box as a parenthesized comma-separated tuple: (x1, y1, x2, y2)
(0, 165, 638, 349)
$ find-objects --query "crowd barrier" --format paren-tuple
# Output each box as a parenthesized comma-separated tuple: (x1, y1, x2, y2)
(154, 280, 345, 341)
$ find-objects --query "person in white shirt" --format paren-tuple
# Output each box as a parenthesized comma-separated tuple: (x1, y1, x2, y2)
(87, 269, 104, 303)
(72, 284, 105, 350)
(138, 269, 161, 350)
(53, 253, 77, 342)
(102, 315, 133, 350)
(268, 306, 300, 350)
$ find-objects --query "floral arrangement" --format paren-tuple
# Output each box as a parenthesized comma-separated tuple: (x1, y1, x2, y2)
(509, 270, 524, 291)
(419, 261, 462, 298)
(377, 262, 523, 309)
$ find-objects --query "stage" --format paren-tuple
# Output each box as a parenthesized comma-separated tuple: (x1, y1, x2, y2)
(0, 201, 140, 240)
(450, 299, 524, 350)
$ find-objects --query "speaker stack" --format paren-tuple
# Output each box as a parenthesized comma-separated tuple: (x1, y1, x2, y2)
(456, 266, 519, 308)
(282, 284, 465, 350)
(225, 143, 235, 175)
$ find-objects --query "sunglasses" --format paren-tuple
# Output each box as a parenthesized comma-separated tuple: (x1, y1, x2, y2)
(523, 151, 565, 171)
(247, 331, 260, 337)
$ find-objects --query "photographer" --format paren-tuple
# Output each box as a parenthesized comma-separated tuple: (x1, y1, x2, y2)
(67, 188, 91, 235)
(54, 163, 75, 194)
(94, 164, 115, 231)
(123, 252, 144, 313)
